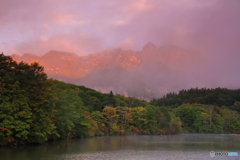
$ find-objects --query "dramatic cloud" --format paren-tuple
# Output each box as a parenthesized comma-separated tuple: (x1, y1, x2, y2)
(1, 0, 240, 91)
(1, 0, 239, 55)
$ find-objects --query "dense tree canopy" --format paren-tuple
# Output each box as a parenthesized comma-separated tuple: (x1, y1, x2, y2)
(0, 53, 55, 145)
(150, 88, 240, 110)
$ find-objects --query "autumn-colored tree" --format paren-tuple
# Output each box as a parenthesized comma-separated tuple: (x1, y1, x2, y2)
(102, 106, 119, 134)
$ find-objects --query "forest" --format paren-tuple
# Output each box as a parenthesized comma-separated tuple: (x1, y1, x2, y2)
(0, 53, 240, 146)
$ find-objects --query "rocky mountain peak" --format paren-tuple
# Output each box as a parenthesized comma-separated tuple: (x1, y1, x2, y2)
(11, 43, 204, 100)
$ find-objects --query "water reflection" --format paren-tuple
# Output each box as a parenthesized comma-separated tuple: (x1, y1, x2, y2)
(1, 134, 240, 160)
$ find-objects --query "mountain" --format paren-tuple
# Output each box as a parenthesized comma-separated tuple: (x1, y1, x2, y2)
(12, 42, 204, 100)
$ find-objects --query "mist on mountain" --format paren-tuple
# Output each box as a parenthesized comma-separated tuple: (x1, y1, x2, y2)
(11, 42, 239, 101)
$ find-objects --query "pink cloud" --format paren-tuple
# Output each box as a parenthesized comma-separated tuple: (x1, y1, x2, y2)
(1, 0, 240, 65)
(0, 0, 239, 91)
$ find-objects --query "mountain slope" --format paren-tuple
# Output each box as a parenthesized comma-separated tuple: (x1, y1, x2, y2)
(12, 42, 204, 100)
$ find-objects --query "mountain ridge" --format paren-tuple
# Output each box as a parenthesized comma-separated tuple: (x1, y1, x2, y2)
(12, 43, 204, 100)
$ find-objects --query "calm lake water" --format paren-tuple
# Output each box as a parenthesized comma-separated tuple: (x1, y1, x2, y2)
(1, 134, 240, 160)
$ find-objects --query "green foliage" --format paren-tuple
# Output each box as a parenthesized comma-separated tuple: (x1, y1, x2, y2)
(115, 95, 128, 107)
(1, 53, 240, 146)
(90, 111, 105, 136)
(131, 107, 148, 130)
(50, 80, 83, 138)
(151, 88, 240, 109)
(100, 105, 181, 135)
(230, 101, 240, 112)
(175, 104, 240, 133)
(0, 53, 55, 145)
(78, 88, 106, 111)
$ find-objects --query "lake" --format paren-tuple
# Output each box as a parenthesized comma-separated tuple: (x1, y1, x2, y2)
(1, 134, 240, 160)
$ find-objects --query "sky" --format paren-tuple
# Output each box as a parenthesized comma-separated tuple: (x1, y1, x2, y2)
(1, 0, 240, 89)
(0, 0, 240, 86)
(0, 0, 239, 55)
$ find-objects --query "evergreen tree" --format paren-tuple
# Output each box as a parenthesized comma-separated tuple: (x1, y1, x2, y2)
(108, 91, 116, 107)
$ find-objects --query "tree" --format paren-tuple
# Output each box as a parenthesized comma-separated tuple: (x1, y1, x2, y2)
(0, 53, 55, 145)
(131, 107, 148, 132)
(102, 106, 119, 134)
(90, 111, 105, 135)
(107, 91, 116, 107)
(0, 80, 32, 145)
(116, 106, 132, 133)
(176, 104, 204, 132)
(115, 95, 128, 107)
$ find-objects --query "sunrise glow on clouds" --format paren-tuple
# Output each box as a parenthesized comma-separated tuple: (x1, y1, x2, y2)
(1, 0, 240, 89)
(0, 0, 239, 60)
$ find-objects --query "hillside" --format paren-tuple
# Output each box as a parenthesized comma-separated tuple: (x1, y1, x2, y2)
(1, 53, 240, 146)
